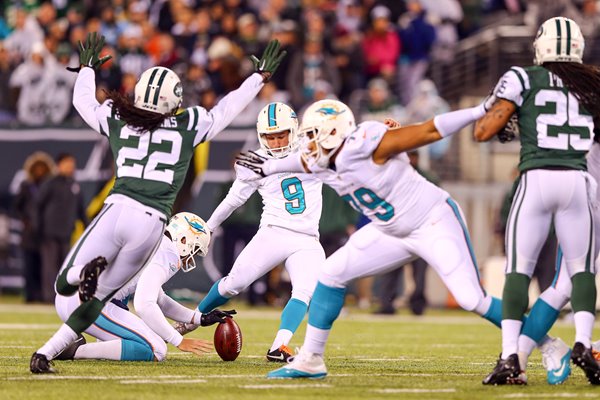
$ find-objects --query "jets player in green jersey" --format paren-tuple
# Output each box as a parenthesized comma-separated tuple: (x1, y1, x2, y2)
(30, 32, 286, 373)
(474, 17, 600, 385)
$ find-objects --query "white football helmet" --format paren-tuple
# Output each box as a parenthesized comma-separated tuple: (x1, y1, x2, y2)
(256, 102, 299, 158)
(165, 212, 211, 272)
(300, 99, 356, 168)
(534, 17, 584, 65)
(134, 66, 183, 114)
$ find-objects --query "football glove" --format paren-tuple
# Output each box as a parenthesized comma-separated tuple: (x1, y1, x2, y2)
(498, 113, 519, 143)
(235, 150, 268, 178)
(250, 40, 287, 82)
(67, 32, 112, 73)
(200, 309, 237, 327)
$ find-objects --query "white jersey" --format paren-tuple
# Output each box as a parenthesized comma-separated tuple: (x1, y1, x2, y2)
(208, 149, 323, 237)
(112, 235, 197, 346)
(310, 120, 448, 237)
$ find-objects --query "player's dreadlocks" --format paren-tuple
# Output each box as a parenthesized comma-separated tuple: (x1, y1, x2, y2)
(543, 62, 600, 120)
(106, 90, 172, 134)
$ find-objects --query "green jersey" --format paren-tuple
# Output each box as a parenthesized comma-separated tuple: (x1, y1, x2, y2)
(495, 65, 594, 172)
(73, 68, 265, 217)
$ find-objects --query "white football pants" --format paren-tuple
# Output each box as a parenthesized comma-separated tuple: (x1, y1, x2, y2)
(505, 169, 595, 278)
(218, 225, 324, 305)
(55, 293, 167, 361)
(319, 198, 487, 312)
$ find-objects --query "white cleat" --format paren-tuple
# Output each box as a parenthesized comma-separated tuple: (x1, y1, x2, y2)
(541, 337, 571, 385)
(267, 347, 328, 379)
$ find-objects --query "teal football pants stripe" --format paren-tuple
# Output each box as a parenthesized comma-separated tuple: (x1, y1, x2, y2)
(198, 279, 230, 313)
(307, 282, 346, 330)
(95, 313, 154, 361)
(279, 298, 308, 333)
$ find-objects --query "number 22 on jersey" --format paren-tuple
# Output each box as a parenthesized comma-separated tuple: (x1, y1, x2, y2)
(115, 128, 183, 184)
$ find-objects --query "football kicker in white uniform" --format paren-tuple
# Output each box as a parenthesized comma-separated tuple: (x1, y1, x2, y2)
(195, 102, 325, 362)
(235, 98, 534, 379)
(53, 213, 234, 362)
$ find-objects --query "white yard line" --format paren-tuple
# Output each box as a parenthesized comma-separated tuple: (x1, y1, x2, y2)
(120, 379, 207, 385)
(503, 394, 600, 398)
(240, 384, 332, 389)
(373, 388, 456, 393)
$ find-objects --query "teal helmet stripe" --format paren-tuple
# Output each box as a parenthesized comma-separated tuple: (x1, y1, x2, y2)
(152, 68, 169, 106)
(143, 68, 159, 104)
(555, 18, 562, 55)
(268, 103, 277, 127)
(565, 19, 572, 55)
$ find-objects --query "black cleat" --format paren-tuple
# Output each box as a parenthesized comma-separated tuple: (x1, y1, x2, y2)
(482, 353, 527, 385)
(54, 335, 86, 361)
(30, 352, 56, 374)
(78, 256, 107, 302)
(266, 345, 293, 363)
(571, 342, 600, 385)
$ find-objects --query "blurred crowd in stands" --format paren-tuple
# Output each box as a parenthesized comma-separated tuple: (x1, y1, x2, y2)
(3, 0, 597, 128)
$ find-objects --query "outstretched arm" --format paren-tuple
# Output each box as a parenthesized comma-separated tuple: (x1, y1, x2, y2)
(372, 101, 491, 163)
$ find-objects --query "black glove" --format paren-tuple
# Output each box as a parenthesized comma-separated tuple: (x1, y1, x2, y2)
(200, 309, 237, 327)
(235, 151, 268, 178)
(67, 32, 112, 73)
(498, 113, 519, 143)
(250, 40, 287, 82)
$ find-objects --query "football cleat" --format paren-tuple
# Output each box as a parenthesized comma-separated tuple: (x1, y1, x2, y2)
(78, 256, 107, 302)
(482, 353, 527, 385)
(267, 347, 327, 379)
(541, 337, 571, 385)
(54, 335, 86, 361)
(571, 342, 600, 385)
(30, 352, 56, 374)
(266, 345, 293, 363)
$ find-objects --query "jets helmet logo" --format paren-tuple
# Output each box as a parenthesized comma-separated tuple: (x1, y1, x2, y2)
(173, 82, 183, 98)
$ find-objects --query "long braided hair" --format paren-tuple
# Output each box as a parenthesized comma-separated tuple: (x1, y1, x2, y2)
(543, 62, 600, 120)
(106, 90, 172, 134)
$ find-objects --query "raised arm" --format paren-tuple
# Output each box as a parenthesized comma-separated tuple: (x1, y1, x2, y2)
(473, 99, 517, 142)
(192, 40, 287, 145)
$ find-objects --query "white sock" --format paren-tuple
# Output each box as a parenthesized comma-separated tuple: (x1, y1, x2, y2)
(75, 340, 122, 360)
(574, 311, 595, 348)
(302, 324, 330, 356)
(38, 324, 78, 359)
(66, 264, 85, 285)
(517, 334, 537, 370)
(270, 329, 293, 352)
(501, 319, 522, 359)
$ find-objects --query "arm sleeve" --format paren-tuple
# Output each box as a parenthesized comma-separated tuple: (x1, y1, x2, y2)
(262, 152, 305, 175)
(133, 261, 184, 347)
(72, 67, 112, 136)
(206, 174, 258, 231)
(191, 73, 264, 146)
(156, 290, 199, 324)
(494, 67, 527, 107)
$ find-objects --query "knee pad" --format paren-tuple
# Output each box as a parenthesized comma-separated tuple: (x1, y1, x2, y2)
(120, 339, 155, 361)
(452, 284, 482, 312)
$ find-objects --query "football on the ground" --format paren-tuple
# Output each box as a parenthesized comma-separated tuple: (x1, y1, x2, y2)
(214, 316, 242, 361)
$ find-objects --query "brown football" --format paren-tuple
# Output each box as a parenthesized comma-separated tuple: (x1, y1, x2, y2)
(214, 317, 242, 361)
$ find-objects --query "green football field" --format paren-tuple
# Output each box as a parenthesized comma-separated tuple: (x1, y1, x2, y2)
(1, 298, 599, 400)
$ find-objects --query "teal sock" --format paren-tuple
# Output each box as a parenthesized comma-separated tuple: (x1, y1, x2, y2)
(121, 339, 154, 361)
(521, 298, 560, 343)
(482, 296, 502, 328)
(307, 282, 346, 330)
(198, 279, 230, 313)
(279, 298, 308, 333)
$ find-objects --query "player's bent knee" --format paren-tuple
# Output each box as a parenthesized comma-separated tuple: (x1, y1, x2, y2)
(218, 277, 244, 298)
(290, 289, 312, 305)
(121, 339, 155, 361)
(453, 289, 481, 312)
(153, 341, 168, 362)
